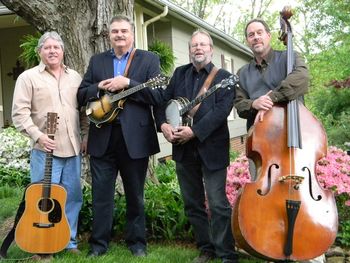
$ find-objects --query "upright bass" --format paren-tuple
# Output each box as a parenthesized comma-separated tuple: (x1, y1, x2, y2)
(232, 7, 338, 261)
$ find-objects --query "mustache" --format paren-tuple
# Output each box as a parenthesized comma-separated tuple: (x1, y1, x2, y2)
(114, 37, 126, 41)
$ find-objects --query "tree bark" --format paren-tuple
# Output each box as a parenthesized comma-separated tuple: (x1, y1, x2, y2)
(1, 0, 134, 74)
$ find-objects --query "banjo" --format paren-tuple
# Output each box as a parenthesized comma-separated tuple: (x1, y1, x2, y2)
(165, 74, 239, 128)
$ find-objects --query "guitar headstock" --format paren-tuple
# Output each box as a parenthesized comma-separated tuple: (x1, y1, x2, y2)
(146, 74, 170, 90)
(219, 74, 240, 90)
(46, 112, 58, 138)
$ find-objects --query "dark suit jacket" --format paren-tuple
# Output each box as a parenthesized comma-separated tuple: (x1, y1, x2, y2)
(77, 49, 162, 159)
(155, 63, 236, 171)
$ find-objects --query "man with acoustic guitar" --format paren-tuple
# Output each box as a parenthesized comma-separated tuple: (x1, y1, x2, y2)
(11, 31, 88, 259)
(155, 29, 238, 263)
(77, 15, 163, 258)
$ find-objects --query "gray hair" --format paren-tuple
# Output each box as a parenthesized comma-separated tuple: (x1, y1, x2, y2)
(109, 14, 135, 32)
(244, 18, 271, 38)
(188, 28, 213, 48)
(37, 31, 64, 52)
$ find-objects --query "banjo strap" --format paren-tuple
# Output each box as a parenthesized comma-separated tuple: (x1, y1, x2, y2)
(188, 66, 219, 117)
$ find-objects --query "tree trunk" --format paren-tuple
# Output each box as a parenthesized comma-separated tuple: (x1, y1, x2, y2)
(0, 0, 134, 74)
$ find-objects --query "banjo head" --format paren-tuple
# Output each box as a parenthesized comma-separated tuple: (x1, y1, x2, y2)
(165, 97, 189, 128)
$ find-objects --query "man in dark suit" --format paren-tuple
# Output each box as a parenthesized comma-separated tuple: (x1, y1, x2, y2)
(77, 15, 162, 257)
(156, 29, 238, 263)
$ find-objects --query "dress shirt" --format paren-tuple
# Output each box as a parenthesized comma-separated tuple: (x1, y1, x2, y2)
(111, 48, 131, 77)
(234, 49, 309, 129)
(12, 61, 85, 157)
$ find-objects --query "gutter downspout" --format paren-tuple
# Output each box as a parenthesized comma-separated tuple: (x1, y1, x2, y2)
(142, 5, 168, 49)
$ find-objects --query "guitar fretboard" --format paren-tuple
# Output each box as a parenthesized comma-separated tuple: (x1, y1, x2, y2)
(42, 151, 53, 199)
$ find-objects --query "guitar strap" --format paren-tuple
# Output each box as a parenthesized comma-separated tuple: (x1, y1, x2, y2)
(188, 66, 219, 117)
(0, 188, 27, 258)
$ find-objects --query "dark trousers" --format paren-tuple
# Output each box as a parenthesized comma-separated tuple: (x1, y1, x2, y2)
(175, 149, 238, 260)
(89, 125, 148, 253)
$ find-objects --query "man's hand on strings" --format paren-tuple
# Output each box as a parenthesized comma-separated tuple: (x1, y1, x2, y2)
(98, 76, 130, 92)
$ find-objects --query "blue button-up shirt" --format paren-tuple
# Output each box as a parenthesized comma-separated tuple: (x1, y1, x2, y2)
(111, 49, 132, 77)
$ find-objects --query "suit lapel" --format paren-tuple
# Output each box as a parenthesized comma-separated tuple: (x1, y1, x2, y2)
(184, 67, 193, 99)
(103, 51, 114, 78)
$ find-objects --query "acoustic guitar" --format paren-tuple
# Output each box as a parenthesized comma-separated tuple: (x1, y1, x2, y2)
(15, 112, 70, 254)
(86, 75, 169, 127)
(165, 74, 239, 128)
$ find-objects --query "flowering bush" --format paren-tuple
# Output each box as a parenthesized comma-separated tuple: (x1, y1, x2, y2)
(226, 146, 350, 207)
(0, 126, 31, 172)
(317, 146, 350, 205)
(226, 156, 250, 206)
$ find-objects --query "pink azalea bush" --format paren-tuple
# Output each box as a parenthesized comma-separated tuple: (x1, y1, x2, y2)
(226, 146, 350, 207)
(316, 146, 350, 206)
(226, 155, 250, 206)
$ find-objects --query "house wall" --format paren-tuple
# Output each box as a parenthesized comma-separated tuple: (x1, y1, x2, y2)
(0, 24, 36, 127)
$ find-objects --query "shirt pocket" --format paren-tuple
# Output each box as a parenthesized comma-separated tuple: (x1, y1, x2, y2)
(33, 85, 53, 106)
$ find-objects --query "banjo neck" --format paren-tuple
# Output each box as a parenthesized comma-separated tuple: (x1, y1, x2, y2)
(179, 83, 220, 115)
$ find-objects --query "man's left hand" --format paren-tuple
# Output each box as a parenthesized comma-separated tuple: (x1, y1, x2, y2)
(173, 126, 195, 144)
(100, 76, 130, 92)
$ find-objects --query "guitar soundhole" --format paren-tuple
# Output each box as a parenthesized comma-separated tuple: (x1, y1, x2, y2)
(38, 198, 54, 213)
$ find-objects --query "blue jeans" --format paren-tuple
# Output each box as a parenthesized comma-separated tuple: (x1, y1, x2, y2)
(176, 151, 238, 261)
(30, 149, 83, 249)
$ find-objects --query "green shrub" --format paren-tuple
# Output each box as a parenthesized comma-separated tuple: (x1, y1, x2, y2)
(310, 87, 350, 149)
(149, 39, 176, 76)
(0, 166, 30, 187)
(78, 160, 192, 241)
(0, 185, 23, 221)
(336, 194, 350, 247)
(0, 127, 31, 173)
(145, 179, 191, 240)
(0, 127, 31, 188)
(19, 33, 41, 68)
(78, 183, 93, 234)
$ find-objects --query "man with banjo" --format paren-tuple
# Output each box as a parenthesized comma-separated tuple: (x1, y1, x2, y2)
(155, 29, 238, 263)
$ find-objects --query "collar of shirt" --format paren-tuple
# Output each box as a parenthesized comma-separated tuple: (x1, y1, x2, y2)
(191, 62, 213, 75)
(253, 48, 274, 71)
(38, 61, 68, 73)
(110, 48, 133, 77)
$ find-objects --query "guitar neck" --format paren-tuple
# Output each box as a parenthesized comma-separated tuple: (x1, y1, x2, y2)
(42, 151, 53, 198)
(110, 83, 147, 103)
(180, 83, 220, 115)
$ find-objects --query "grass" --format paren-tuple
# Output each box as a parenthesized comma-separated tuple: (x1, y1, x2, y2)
(0, 185, 262, 262)
(4, 244, 261, 263)
(0, 185, 22, 221)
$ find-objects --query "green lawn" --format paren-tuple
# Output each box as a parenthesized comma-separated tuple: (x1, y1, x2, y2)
(0, 186, 261, 262)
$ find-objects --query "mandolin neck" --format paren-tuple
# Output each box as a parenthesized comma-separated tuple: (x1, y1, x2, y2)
(109, 83, 147, 103)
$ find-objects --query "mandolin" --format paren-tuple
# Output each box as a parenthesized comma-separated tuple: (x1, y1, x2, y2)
(15, 112, 70, 254)
(86, 75, 169, 127)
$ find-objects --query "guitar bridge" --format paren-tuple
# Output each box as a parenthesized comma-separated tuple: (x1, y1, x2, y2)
(33, 222, 55, 228)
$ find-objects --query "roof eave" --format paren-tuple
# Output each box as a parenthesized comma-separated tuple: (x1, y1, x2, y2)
(143, 0, 253, 57)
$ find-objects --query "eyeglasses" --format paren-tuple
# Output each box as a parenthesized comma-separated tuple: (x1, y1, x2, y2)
(190, 42, 211, 49)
